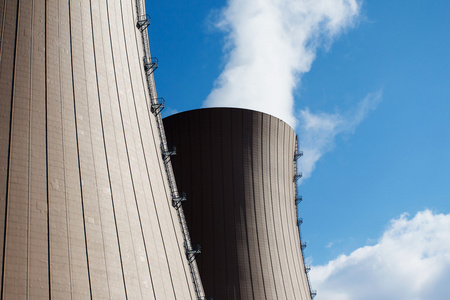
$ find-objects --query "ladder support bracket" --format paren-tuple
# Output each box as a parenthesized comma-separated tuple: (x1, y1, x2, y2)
(172, 192, 187, 208)
(136, 14, 151, 31)
(294, 150, 303, 160)
(151, 97, 165, 115)
(144, 56, 158, 75)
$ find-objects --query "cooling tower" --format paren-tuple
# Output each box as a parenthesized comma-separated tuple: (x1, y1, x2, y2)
(0, 0, 203, 298)
(164, 108, 313, 300)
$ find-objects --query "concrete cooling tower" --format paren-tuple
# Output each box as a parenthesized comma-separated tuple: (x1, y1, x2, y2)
(164, 108, 314, 300)
(0, 0, 204, 299)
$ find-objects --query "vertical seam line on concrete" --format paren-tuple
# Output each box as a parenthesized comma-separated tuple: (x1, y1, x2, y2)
(92, 0, 128, 296)
(198, 112, 204, 279)
(278, 123, 295, 297)
(208, 110, 215, 296)
(72, 0, 112, 297)
(280, 123, 296, 297)
(118, 0, 150, 251)
(219, 111, 229, 297)
(58, 1, 74, 297)
(196, 113, 203, 290)
(104, 0, 146, 297)
(251, 113, 267, 300)
(0, 0, 7, 59)
(262, 115, 278, 300)
(27, 1, 34, 296)
(1, 0, 19, 296)
(282, 128, 295, 296)
(117, 1, 174, 298)
(275, 121, 286, 296)
(185, 114, 193, 289)
(127, 5, 174, 273)
(264, 116, 279, 299)
(272, 119, 287, 298)
(208, 110, 216, 296)
(153, 121, 194, 298)
(188, 113, 197, 299)
(117, 1, 163, 296)
(242, 112, 255, 300)
(44, 0, 51, 296)
(68, 0, 93, 296)
(285, 128, 301, 298)
(229, 110, 241, 300)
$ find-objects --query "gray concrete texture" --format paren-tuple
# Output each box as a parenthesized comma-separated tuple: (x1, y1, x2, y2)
(164, 108, 312, 300)
(0, 0, 197, 298)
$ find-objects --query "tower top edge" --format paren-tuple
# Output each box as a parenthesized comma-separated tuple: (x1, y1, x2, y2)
(163, 107, 295, 132)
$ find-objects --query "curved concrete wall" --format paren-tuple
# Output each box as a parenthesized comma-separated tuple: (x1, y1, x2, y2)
(164, 108, 312, 300)
(0, 0, 196, 298)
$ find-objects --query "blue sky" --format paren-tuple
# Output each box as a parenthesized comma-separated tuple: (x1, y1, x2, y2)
(146, 0, 450, 298)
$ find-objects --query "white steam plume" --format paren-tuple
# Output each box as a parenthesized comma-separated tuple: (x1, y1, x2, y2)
(203, 0, 361, 128)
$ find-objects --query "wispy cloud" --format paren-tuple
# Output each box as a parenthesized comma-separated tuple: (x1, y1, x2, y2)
(310, 210, 450, 300)
(325, 240, 342, 249)
(298, 91, 382, 179)
(162, 107, 179, 118)
(203, 0, 361, 128)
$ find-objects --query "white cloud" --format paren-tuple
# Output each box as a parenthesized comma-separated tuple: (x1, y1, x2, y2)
(203, 0, 361, 128)
(325, 240, 342, 249)
(310, 210, 450, 300)
(298, 91, 382, 179)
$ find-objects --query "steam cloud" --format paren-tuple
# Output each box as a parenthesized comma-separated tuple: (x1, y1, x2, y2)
(203, 0, 361, 128)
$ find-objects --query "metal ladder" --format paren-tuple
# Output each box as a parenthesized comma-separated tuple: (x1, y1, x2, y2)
(133, 1, 206, 299)
(294, 136, 317, 299)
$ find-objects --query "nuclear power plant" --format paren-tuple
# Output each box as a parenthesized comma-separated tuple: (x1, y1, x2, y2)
(0, 0, 313, 299)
